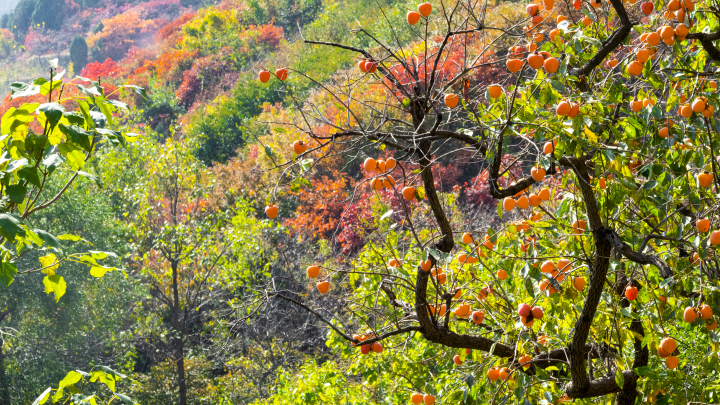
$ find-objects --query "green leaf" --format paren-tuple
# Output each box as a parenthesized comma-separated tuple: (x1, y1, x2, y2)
(121, 84, 147, 99)
(633, 366, 652, 376)
(6, 184, 27, 203)
(620, 307, 639, 319)
(416, 186, 425, 200)
(0, 213, 25, 241)
(59, 371, 82, 388)
(0, 261, 17, 286)
(115, 393, 134, 404)
(10, 82, 41, 99)
(59, 124, 93, 152)
(43, 275, 66, 302)
(18, 167, 41, 187)
(31, 387, 51, 405)
(34, 229, 62, 250)
(37, 103, 65, 130)
(614, 369, 624, 388)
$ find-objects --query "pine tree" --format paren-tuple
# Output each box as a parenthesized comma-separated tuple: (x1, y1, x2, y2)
(31, 0, 64, 31)
(69, 35, 88, 75)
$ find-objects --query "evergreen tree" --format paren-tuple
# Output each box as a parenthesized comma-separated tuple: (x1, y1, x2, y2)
(31, 0, 64, 31)
(11, 0, 36, 35)
(69, 35, 88, 75)
(0, 13, 11, 29)
(90, 37, 104, 62)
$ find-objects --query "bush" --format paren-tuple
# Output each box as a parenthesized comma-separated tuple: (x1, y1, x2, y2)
(69, 35, 88, 74)
(186, 73, 284, 165)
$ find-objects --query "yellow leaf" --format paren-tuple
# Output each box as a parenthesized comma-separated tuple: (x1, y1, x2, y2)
(39, 253, 60, 275)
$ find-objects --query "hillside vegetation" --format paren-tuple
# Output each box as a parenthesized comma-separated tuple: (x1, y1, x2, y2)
(1, 0, 720, 403)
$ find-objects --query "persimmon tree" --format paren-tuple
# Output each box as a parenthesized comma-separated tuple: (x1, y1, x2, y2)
(256, 0, 720, 403)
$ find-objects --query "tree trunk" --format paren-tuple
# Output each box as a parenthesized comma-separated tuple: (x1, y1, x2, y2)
(0, 349, 9, 405)
(171, 259, 187, 405)
(176, 341, 187, 405)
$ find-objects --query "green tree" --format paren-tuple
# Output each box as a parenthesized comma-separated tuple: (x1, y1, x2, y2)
(31, 0, 64, 30)
(69, 35, 88, 75)
(10, 0, 36, 37)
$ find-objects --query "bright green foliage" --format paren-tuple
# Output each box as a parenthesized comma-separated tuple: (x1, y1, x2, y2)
(0, 64, 141, 297)
(186, 73, 284, 165)
(31, 367, 138, 405)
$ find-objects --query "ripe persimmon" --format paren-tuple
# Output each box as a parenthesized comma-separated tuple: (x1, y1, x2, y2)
(258, 70, 271, 83)
(503, 197, 516, 211)
(276, 67, 288, 81)
(487, 368, 500, 381)
(627, 61, 643, 76)
(307, 265, 320, 278)
(711, 230, 720, 246)
(697, 218, 710, 233)
(527, 53, 544, 69)
(666, 355, 679, 369)
(528, 194, 541, 206)
(420, 259, 432, 271)
(519, 354, 531, 368)
(403, 186, 416, 201)
(701, 304, 713, 319)
(372, 342, 383, 353)
(360, 343, 372, 354)
(531, 167, 546, 182)
(407, 11, 421, 24)
(516, 195, 530, 209)
(660, 337, 677, 354)
(317, 281, 330, 294)
(497, 269, 508, 280)
(358, 60, 368, 72)
(539, 187, 551, 200)
(423, 394, 436, 405)
(692, 97, 706, 112)
(265, 204, 278, 219)
(461, 232, 473, 244)
(453, 354, 463, 365)
(557, 258, 571, 271)
(532, 306, 544, 319)
(543, 57, 559, 73)
(293, 140, 307, 154)
(445, 93, 459, 108)
(488, 84, 502, 98)
(572, 276, 586, 291)
(625, 285, 638, 301)
(418, 2, 432, 16)
(543, 141, 555, 155)
(411, 393, 424, 405)
(506, 58, 524, 72)
(556, 101, 571, 116)
(684, 306, 697, 322)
